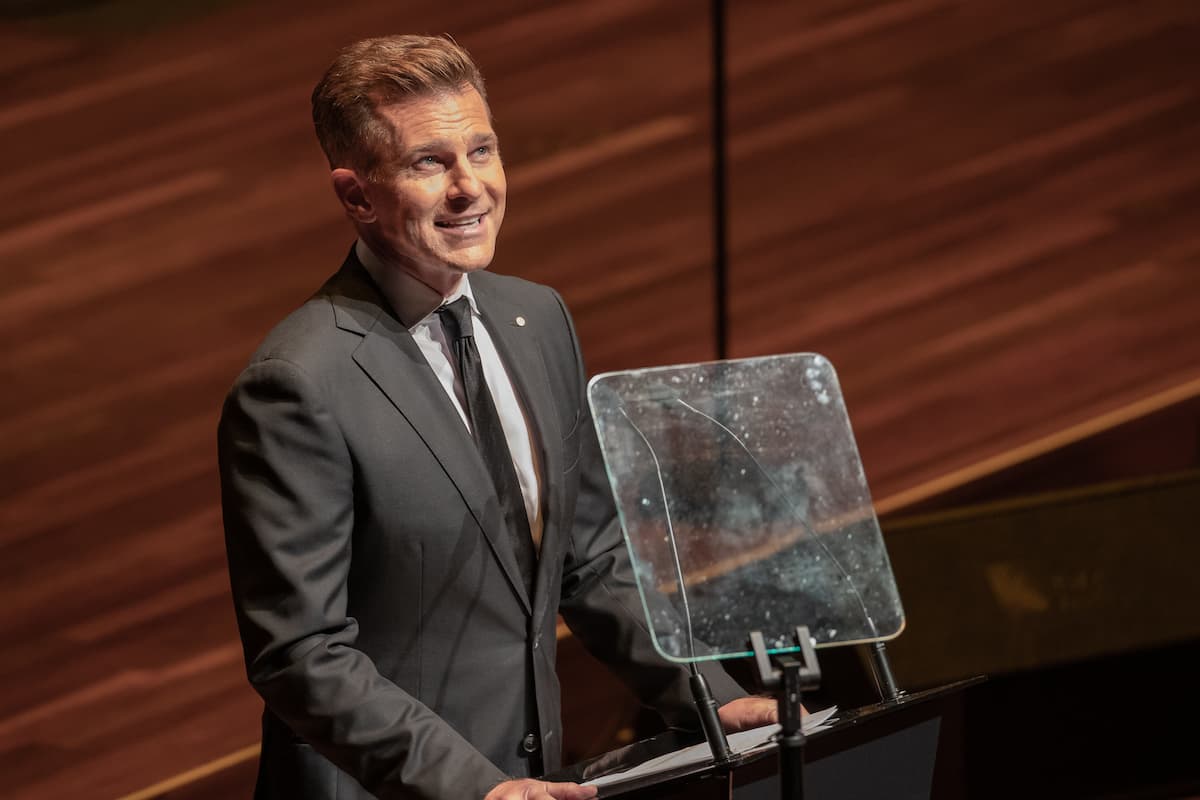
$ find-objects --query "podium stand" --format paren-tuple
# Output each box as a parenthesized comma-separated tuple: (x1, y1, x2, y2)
(586, 353, 963, 799)
(550, 680, 979, 799)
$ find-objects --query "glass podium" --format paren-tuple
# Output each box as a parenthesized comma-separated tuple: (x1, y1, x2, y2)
(587, 352, 904, 662)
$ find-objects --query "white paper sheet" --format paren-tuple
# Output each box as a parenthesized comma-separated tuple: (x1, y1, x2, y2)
(585, 705, 838, 788)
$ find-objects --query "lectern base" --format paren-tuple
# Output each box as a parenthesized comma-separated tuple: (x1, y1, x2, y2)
(550, 679, 978, 800)
(734, 716, 941, 800)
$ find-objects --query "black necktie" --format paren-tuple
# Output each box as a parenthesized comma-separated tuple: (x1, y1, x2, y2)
(438, 297, 537, 600)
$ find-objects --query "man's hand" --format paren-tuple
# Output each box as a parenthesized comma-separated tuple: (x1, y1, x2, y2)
(718, 696, 786, 733)
(484, 779, 598, 800)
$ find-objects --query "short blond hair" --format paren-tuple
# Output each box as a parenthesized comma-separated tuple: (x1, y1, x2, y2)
(311, 34, 488, 180)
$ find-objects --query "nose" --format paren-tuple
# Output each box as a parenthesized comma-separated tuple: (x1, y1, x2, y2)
(447, 159, 482, 203)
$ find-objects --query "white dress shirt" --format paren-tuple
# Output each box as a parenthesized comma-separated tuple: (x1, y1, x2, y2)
(356, 239, 544, 550)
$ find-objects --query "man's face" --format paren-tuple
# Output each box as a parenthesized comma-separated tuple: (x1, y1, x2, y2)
(359, 87, 506, 293)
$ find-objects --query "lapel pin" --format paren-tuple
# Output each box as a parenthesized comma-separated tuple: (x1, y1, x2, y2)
(515, 316, 526, 327)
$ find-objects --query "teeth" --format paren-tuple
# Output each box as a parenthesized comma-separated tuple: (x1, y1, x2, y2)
(438, 216, 481, 228)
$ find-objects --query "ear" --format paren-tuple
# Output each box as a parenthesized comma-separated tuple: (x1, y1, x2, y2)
(331, 168, 376, 223)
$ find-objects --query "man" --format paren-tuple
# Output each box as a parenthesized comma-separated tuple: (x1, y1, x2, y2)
(218, 34, 773, 800)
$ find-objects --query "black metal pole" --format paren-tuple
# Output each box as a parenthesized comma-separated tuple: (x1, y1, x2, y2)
(751, 630, 818, 800)
(778, 729, 806, 800)
(776, 655, 807, 800)
(711, 0, 729, 360)
(868, 641, 904, 702)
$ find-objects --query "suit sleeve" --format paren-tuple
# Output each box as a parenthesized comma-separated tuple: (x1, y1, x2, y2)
(547, 293, 746, 726)
(218, 356, 508, 800)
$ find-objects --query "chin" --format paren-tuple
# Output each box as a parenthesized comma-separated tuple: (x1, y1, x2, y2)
(447, 248, 496, 274)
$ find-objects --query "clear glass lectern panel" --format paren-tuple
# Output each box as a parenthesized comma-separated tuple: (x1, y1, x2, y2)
(587, 353, 904, 662)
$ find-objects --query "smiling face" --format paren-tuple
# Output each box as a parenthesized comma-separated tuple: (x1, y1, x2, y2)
(340, 86, 506, 295)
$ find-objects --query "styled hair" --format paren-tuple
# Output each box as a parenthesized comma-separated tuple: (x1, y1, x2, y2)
(311, 34, 488, 180)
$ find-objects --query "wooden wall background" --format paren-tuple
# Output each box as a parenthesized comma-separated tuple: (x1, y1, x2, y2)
(1, 0, 1198, 797)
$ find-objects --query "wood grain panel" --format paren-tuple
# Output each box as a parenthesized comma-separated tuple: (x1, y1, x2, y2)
(1, 0, 1197, 797)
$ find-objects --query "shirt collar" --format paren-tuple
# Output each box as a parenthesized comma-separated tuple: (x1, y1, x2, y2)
(355, 238, 479, 330)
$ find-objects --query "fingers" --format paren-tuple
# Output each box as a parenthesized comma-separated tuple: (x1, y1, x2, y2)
(718, 695, 779, 732)
(484, 778, 598, 800)
(543, 780, 599, 799)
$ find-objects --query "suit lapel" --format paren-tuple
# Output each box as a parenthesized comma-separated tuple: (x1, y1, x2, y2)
(327, 255, 533, 615)
(472, 279, 564, 624)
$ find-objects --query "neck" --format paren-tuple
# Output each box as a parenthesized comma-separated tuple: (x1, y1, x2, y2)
(356, 238, 462, 326)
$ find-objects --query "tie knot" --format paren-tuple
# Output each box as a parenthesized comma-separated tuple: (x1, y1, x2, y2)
(437, 296, 474, 341)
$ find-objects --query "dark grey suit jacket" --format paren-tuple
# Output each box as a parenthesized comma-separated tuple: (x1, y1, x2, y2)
(218, 251, 743, 800)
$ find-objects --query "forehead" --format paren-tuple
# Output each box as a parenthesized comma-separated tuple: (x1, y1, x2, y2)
(376, 87, 495, 151)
